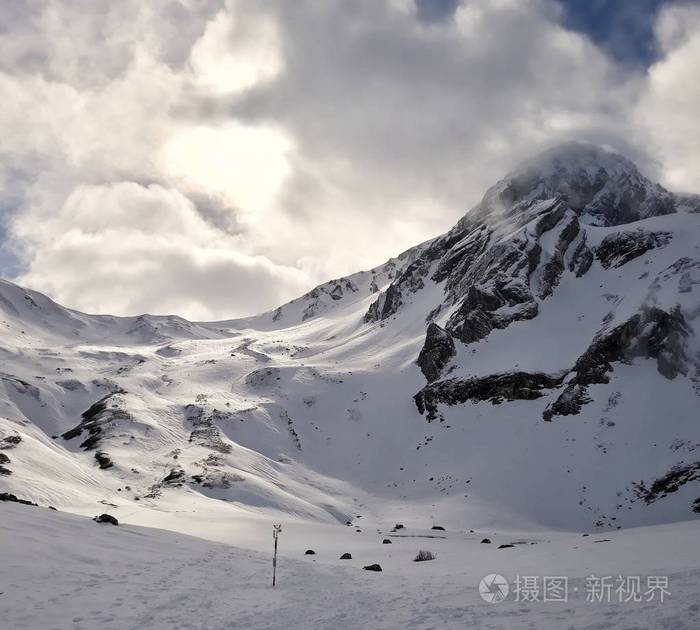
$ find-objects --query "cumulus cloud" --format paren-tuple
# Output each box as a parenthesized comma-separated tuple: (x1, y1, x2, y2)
(14, 182, 309, 319)
(0, 0, 303, 319)
(636, 2, 700, 192)
(225, 0, 641, 272)
(188, 3, 284, 96)
(0, 0, 698, 319)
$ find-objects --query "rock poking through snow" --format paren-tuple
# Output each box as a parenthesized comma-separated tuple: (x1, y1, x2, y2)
(416, 323, 455, 382)
(93, 514, 118, 526)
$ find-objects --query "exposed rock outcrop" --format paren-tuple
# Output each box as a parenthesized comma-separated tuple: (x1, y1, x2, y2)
(0, 493, 37, 506)
(633, 463, 700, 505)
(162, 468, 186, 486)
(1, 435, 22, 447)
(61, 390, 129, 451)
(415, 371, 564, 422)
(537, 211, 580, 298)
(596, 230, 672, 269)
(0, 452, 11, 475)
(185, 405, 235, 454)
(190, 470, 244, 489)
(544, 306, 690, 420)
(245, 367, 281, 388)
(568, 233, 594, 276)
(94, 451, 114, 470)
(416, 323, 455, 382)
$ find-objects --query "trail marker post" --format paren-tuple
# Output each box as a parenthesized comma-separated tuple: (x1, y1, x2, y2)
(272, 523, 282, 587)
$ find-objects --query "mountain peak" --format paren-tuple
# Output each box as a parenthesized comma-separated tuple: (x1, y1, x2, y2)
(476, 141, 676, 227)
(516, 141, 636, 176)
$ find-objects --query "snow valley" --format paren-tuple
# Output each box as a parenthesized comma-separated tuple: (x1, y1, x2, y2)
(2, 143, 700, 629)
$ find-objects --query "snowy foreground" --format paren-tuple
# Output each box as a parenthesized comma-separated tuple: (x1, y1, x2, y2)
(2, 502, 700, 630)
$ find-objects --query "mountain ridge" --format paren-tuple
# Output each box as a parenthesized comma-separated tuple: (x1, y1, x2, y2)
(253, 142, 700, 330)
(1, 142, 699, 536)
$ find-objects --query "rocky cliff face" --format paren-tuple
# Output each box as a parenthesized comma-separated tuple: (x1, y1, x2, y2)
(366, 143, 692, 330)
(350, 144, 699, 427)
(416, 323, 455, 382)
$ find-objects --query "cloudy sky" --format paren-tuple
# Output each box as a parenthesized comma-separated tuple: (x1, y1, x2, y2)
(0, 0, 699, 320)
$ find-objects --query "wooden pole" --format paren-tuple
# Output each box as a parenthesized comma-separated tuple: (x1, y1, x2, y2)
(272, 524, 281, 587)
(273, 536, 278, 587)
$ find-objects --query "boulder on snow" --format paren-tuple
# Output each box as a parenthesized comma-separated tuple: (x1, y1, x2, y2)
(393, 523, 404, 530)
(94, 451, 113, 470)
(340, 553, 352, 560)
(382, 538, 392, 544)
(162, 468, 185, 485)
(304, 549, 315, 555)
(0, 452, 10, 475)
(93, 513, 118, 525)
(481, 538, 491, 544)
(431, 525, 445, 531)
(363, 564, 382, 572)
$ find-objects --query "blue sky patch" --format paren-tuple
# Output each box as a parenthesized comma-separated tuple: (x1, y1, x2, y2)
(415, 0, 669, 66)
(557, 0, 667, 66)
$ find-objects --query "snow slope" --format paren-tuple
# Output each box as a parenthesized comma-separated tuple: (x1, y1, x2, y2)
(3, 501, 700, 630)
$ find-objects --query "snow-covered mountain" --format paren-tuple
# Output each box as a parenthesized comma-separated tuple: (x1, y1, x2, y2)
(2, 142, 700, 538)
